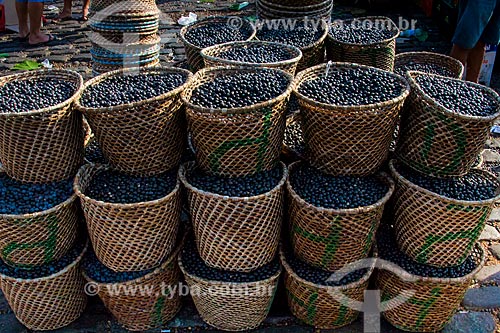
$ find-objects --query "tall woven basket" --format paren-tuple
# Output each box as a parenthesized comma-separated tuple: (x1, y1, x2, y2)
(389, 160, 500, 267)
(376, 244, 485, 332)
(0, 183, 78, 268)
(257, 0, 333, 20)
(201, 41, 303, 75)
(326, 17, 399, 71)
(0, 242, 88, 331)
(396, 71, 500, 176)
(256, 19, 329, 73)
(394, 52, 464, 78)
(74, 164, 182, 272)
(90, 0, 158, 14)
(182, 66, 293, 177)
(294, 63, 410, 176)
(287, 162, 394, 271)
(180, 17, 257, 72)
(180, 162, 287, 272)
(75, 67, 192, 176)
(281, 248, 375, 329)
(179, 254, 281, 331)
(0, 70, 84, 183)
(83, 235, 185, 332)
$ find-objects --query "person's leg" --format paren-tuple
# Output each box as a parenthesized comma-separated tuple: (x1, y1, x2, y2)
(58, 0, 73, 19)
(82, 0, 90, 18)
(466, 41, 486, 82)
(28, 1, 50, 44)
(15, 0, 29, 38)
(450, 43, 470, 68)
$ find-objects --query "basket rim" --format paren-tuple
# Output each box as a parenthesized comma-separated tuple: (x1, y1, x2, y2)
(327, 16, 400, 47)
(73, 164, 181, 209)
(293, 62, 410, 111)
(74, 66, 192, 113)
(389, 159, 500, 206)
(181, 66, 294, 114)
(178, 249, 282, 287)
(82, 230, 186, 287)
(0, 240, 88, 283)
(379, 242, 485, 284)
(286, 161, 395, 215)
(280, 247, 375, 291)
(255, 18, 329, 52)
(179, 161, 288, 201)
(179, 16, 257, 52)
(257, 0, 333, 15)
(395, 51, 464, 71)
(0, 169, 78, 220)
(258, 0, 333, 11)
(0, 69, 83, 117)
(406, 70, 500, 122)
(200, 41, 303, 68)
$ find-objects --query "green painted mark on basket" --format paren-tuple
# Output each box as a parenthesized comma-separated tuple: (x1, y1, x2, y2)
(2, 215, 58, 268)
(286, 289, 305, 307)
(412, 288, 441, 330)
(307, 292, 319, 325)
(363, 217, 379, 255)
(415, 205, 487, 264)
(208, 107, 273, 173)
(151, 296, 166, 327)
(332, 304, 349, 327)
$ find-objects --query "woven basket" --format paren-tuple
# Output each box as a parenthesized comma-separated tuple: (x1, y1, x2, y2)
(180, 162, 287, 271)
(0, 70, 84, 183)
(0, 181, 78, 269)
(83, 235, 184, 332)
(201, 41, 303, 75)
(281, 248, 375, 329)
(287, 162, 394, 271)
(396, 71, 500, 177)
(257, 0, 333, 20)
(255, 19, 329, 72)
(376, 244, 485, 332)
(182, 66, 293, 177)
(74, 164, 182, 272)
(178, 253, 281, 331)
(75, 67, 191, 176)
(263, 0, 327, 6)
(326, 16, 400, 71)
(0, 242, 88, 331)
(389, 160, 500, 267)
(91, 59, 160, 76)
(394, 52, 464, 79)
(180, 17, 257, 72)
(260, 0, 332, 11)
(90, 0, 158, 14)
(294, 63, 410, 176)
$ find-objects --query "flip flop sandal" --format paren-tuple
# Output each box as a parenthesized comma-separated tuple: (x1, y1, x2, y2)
(27, 35, 58, 47)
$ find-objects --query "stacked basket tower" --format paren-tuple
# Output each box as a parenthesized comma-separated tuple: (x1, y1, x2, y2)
(89, 0, 161, 76)
(0, 70, 88, 331)
(257, 0, 333, 20)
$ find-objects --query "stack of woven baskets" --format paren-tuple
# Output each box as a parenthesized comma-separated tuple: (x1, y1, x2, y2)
(0, 69, 87, 331)
(257, 0, 333, 19)
(88, 0, 161, 76)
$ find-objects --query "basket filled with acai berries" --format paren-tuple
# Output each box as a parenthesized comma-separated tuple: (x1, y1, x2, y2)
(394, 51, 464, 79)
(75, 67, 192, 176)
(396, 71, 500, 176)
(201, 40, 303, 75)
(74, 164, 182, 272)
(180, 16, 257, 72)
(326, 16, 400, 71)
(293, 62, 410, 176)
(182, 66, 293, 177)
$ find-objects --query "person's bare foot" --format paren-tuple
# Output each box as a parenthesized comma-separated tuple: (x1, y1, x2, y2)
(18, 31, 29, 39)
(56, 10, 73, 21)
(28, 32, 53, 45)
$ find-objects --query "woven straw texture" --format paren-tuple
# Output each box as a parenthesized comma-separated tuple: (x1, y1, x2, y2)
(179, 253, 281, 331)
(201, 41, 303, 75)
(74, 164, 182, 272)
(396, 71, 500, 176)
(294, 63, 410, 176)
(262, 0, 328, 6)
(376, 244, 485, 332)
(92, 59, 160, 76)
(389, 160, 500, 267)
(180, 162, 287, 271)
(256, 19, 328, 73)
(182, 66, 293, 177)
(0, 189, 78, 268)
(287, 162, 394, 271)
(257, 0, 333, 20)
(0, 70, 84, 183)
(281, 248, 375, 329)
(90, 0, 159, 15)
(394, 52, 464, 79)
(180, 17, 257, 72)
(75, 67, 192, 176)
(0, 243, 88, 331)
(326, 17, 399, 71)
(83, 234, 185, 332)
